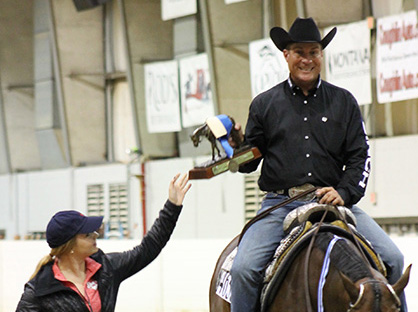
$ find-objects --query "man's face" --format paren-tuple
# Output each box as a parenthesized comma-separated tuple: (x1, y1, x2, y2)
(283, 42, 323, 88)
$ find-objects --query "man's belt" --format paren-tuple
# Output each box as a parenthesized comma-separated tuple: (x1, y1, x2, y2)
(272, 183, 317, 202)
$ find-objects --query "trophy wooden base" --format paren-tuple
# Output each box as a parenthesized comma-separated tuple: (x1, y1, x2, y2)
(189, 147, 261, 180)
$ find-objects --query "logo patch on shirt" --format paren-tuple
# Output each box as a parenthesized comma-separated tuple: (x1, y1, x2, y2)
(87, 280, 98, 290)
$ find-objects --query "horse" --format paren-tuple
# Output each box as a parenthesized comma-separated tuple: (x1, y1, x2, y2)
(190, 122, 221, 161)
(209, 204, 411, 312)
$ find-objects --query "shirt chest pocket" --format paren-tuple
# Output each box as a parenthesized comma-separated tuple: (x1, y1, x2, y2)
(316, 116, 346, 154)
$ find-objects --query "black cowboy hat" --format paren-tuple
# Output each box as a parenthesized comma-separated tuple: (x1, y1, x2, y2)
(270, 17, 337, 51)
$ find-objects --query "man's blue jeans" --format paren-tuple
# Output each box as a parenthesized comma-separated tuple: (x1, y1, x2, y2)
(230, 193, 407, 312)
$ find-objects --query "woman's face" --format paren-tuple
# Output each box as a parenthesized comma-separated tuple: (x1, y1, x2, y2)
(73, 231, 99, 257)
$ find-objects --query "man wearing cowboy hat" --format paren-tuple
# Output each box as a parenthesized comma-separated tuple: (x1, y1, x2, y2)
(228, 17, 407, 311)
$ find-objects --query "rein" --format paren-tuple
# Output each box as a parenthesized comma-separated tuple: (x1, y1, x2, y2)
(237, 187, 319, 245)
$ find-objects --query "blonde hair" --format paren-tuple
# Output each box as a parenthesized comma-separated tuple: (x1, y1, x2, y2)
(29, 237, 77, 280)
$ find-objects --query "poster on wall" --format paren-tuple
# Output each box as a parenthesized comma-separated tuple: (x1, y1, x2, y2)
(324, 20, 372, 105)
(179, 53, 215, 128)
(376, 10, 418, 103)
(249, 38, 289, 99)
(161, 0, 197, 21)
(144, 60, 181, 133)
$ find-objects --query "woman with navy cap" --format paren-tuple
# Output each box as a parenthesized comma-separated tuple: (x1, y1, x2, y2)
(16, 173, 191, 312)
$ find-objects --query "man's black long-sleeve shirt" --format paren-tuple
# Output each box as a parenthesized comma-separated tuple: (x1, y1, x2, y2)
(240, 78, 371, 207)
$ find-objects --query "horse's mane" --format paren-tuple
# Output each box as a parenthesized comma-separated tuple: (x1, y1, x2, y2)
(315, 232, 373, 282)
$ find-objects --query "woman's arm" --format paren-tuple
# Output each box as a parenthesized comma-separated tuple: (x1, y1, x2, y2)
(104, 174, 191, 281)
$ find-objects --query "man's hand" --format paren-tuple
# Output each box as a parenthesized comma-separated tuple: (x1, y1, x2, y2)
(315, 187, 345, 206)
(228, 122, 244, 148)
(169, 173, 192, 206)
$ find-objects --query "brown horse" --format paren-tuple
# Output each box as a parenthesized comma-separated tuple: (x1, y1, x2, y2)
(209, 226, 411, 312)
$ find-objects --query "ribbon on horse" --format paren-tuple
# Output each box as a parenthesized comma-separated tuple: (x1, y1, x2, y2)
(317, 235, 343, 312)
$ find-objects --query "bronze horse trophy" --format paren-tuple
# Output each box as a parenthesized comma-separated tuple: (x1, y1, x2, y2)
(189, 115, 261, 179)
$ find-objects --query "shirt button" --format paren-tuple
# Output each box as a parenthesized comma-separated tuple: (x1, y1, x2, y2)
(304, 117, 308, 121)
(306, 154, 310, 158)
(305, 135, 309, 140)
(308, 172, 312, 177)
(304, 100, 308, 104)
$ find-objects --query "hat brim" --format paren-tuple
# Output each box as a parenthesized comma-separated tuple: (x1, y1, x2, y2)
(270, 26, 337, 51)
(78, 215, 103, 234)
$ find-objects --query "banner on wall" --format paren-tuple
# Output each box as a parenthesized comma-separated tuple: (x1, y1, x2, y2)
(144, 60, 181, 133)
(324, 20, 372, 105)
(376, 10, 418, 103)
(179, 53, 215, 128)
(249, 38, 289, 99)
(161, 0, 197, 21)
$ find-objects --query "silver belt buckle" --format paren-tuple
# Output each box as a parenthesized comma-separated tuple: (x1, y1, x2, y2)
(288, 183, 316, 201)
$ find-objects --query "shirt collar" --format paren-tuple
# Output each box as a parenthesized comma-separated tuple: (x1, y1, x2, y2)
(52, 257, 102, 282)
(287, 76, 321, 94)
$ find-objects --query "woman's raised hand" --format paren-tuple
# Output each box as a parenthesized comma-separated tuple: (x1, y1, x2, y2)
(168, 173, 192, 206)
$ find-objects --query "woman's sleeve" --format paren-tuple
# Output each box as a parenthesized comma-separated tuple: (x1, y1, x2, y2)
(15, 283, 41, 312)
(105, 200, 182, 281)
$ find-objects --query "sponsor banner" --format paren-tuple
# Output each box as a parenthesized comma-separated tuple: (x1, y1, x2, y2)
(179, 53, 215, 128)
(376, 10, 418, 103)
(161, 0, 197, 21)
(249, 38, 289, 98)
(325, 20, 372, 105)
(144, 60, 181, 133)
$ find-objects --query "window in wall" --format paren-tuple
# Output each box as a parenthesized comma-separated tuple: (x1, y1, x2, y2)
(87, 183, 130, 238)
(108, 183, 129, 238)
(244, 172, 264, 222)
(87, 184, 105, 217)
(376, 219, 418, 236)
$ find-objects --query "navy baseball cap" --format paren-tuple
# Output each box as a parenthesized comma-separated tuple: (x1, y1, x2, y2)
(46, 210, 103, 248)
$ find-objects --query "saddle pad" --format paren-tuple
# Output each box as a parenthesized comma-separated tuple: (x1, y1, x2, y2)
(264, 221, 312, 283)
(215, 247, 237, 303)
(214, 222, 311, 304)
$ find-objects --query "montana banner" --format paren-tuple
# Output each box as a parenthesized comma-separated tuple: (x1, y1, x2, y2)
(144, 60, 181, 133)
(376, 10, 418, 103)
(249, 38, 289, 99)
(325, 20, 372, 105)
(179, 53, 215, 128)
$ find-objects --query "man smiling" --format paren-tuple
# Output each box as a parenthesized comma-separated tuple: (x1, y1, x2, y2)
(228, 17, 407, 312)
